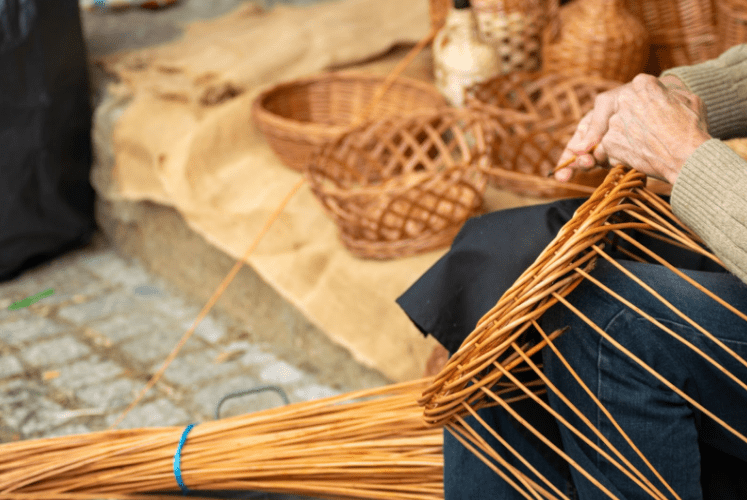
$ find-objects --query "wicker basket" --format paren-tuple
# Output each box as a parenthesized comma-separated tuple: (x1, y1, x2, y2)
(717, 0, 747, 54)
(252, 72, 447, 172)
(466, 71, 622, 197)
(471, 0, 558, 73)
(625, 0, 719, 72)
(542, 0, 649, 83)
(307, 108, 491, 259)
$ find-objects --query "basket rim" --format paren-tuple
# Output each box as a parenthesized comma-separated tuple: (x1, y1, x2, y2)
(251, 71, 447, 140)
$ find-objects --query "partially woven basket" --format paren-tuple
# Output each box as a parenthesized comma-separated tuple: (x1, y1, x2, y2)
(252, 72, 447, 172)
(307, 108, 491, 259)
(625, 0, 719, 71)
(717, 0, 747, 54)
(466, 71, 622, 197)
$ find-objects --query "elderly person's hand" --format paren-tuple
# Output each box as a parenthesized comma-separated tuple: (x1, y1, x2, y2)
(554, 74, 711, 185)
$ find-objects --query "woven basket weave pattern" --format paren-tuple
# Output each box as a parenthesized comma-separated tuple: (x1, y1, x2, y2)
(252, 72, 447, 172)
(717, 0, 747, 54)
(542, 0, 649, 83)
(466, 72, 621, 197)
(625, 0, 718, 70)
(307, 109, 490, 259)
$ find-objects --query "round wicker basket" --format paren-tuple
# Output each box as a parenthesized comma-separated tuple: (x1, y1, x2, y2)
(307, 108, 491, 259)
(542, 0, 649, 83)
(252, 72, 447, 172)
(625, 0, 719, 72)
(466, 71, 622, 198)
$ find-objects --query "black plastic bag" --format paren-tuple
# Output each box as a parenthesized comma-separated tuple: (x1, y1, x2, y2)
(0, 0, 95, 282)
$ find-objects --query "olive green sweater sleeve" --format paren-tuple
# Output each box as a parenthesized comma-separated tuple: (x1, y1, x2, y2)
(671, 140, 747, 283)
(662, 44, 747, 140)
(663, 44, 747, 283)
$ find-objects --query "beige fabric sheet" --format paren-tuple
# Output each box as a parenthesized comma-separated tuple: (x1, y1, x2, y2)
(96, 0, 543, 381)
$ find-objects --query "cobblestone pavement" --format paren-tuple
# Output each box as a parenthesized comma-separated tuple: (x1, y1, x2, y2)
(0, 234, 345, 498)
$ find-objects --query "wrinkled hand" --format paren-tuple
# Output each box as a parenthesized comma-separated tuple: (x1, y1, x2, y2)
(554, 74, 711, 185)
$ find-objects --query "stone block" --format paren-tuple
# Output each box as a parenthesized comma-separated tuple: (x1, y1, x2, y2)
(20, 336, 92, 367)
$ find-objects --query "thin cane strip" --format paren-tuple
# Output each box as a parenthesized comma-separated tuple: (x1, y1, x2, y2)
(509, 341, 671, 500)
(602, 237, 649, 264)
(533, 321, 681, 500)
(635, 189, 707, 246)
(553, 292, 747, 447)
(477, 385, 621, 500)
(454, 418, 548, 500)
(622, 209, 719, 262)
(579, 252, 747, 391)
(460, 405, 571, 500)
(612, 229, 747, 325)
(427, 328, 564, 418)
(490, 358, 664, 500)
(447, 424, 540, 500)
(623, 198, 712, 255)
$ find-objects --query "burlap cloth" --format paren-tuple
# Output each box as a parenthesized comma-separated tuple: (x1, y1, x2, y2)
(92, 0, 544, 382)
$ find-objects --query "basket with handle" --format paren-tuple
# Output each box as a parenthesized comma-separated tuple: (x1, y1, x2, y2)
(465, 71, 622, 197)
(307, 108, 492, 259)
(252, 72, 447, 172)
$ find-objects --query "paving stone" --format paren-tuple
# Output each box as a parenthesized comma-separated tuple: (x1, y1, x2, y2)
(88, 310, 178, 343)
(48, 356, 123, 390)
(180, 315, 226, 344)
(0, 316, 67, 345)
(15, 263, 110, 306)
(57, 290, 145, 324)
(46, 423, 93, 438)
(225, 341, 278, 367)
(192, 375, 287, 419)
(0, 355, 24, 379)
(0, 380, 61, 437)
(291, 384, 340, 403)
(149, 293, 200, 322)
(259, 361, 304, 385)
(119, 325, 193, 364)
(79, 250, 154, 290)
(20, 336, 92, 367)
(76, 378, 139, 408)
(156, 351, 238, 387)
(108, 398, 190, 429)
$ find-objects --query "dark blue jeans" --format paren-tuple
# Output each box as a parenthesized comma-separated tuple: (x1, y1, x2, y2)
(444, 259, 747, 500)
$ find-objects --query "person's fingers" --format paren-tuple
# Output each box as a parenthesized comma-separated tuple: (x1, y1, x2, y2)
(579, 92, 616, 151)
(556, 113, 592, 169)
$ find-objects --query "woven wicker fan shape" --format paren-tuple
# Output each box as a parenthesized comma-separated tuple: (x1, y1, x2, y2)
(717, 0, 747, 54)
(307, 108, 490, 259)
(420, 165, 747, 499)
(542, 0, 649, 83)
(625, 0, 719, 70)
(252, 72, 447, 172)
(471, 0, 556, 73)
(0, 379, 442, 500)
(466, 71, 622, 197)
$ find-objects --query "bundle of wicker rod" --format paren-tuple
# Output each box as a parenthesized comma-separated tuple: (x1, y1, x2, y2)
(0, 379, 442, 500)
(307, 108, 490, 259)
(465, 71, 621, 197)
(420, 165, 747, 499)
(252, 72, 447, 172)
(625, 0, 719, 71)
(542, 0, 649, 83)
(470, 0, 558, 73)
(717, 0, 747, 54)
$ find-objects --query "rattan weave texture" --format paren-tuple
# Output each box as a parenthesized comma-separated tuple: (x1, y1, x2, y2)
(542, 0, 649, 83)
(252, 72, 447, 172)
(625, 0, 719, 71)
(307, 108, 491, 259)
(466, 71, 622, 197)
(717, 0, 747, 54)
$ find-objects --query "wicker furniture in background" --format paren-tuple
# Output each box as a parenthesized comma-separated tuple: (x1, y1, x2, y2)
(307, 108, 491, 259)
(252, 72, 447, 172)
(466, 71, 621, 197)
(542, 0, 648, 83)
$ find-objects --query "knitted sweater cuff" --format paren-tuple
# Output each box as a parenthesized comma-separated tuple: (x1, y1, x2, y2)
(662, 44, 747, 140)
(671, 139, 747, 282)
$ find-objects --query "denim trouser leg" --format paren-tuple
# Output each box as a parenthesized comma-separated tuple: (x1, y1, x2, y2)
(444, 259, 747, 500)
